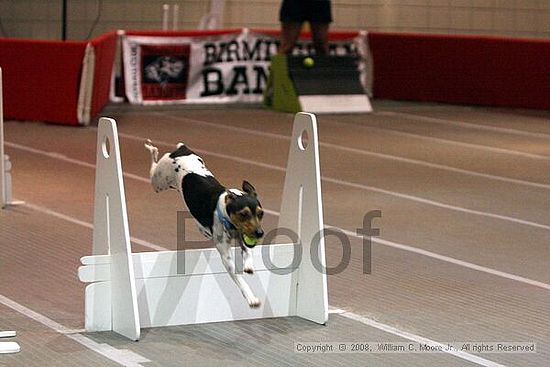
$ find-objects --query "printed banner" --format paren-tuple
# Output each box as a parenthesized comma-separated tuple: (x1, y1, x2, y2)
(121, 30, 367, 105)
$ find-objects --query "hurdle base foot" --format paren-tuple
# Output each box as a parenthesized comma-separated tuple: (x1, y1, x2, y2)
(0, 342, 20, 354)
(1, 200, 25, 209)
(0, 331, 16, 338)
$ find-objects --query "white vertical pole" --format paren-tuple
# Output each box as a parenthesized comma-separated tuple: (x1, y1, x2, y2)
(0, 74, 36, 350)
(173, 4, 179, 30)
(0, 67, 6, 209)
(162, 4, 169, 31)
(91, 117, 141, 341)
(211, 0, 225, 29)
(278, 113, 328, 325)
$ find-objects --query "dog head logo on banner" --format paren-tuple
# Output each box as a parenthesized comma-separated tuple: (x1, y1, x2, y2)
(141, 44, 191, 101)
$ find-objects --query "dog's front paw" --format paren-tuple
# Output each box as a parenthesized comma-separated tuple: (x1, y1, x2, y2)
(247, 295, 261, 308)
(243, 263, 255, 274)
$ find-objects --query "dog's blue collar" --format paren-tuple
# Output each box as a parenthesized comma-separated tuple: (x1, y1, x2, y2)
(216, 196, 236, 231)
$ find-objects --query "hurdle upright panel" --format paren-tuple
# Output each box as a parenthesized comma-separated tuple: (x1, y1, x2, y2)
(78, 113, 328, 340)
(0, 68, 21, 353)
(86, 118, 141, 341)
(0, 67, 5, 208)
(0, 67, 13, 209)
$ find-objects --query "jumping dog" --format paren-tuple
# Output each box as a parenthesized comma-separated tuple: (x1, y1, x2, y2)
(144, 140, 264, 308)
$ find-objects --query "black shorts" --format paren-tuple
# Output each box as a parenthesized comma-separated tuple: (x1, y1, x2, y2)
(279, 0, 333, 23)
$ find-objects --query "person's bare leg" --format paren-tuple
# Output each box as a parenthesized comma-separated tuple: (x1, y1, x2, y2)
(279, 22, 303, 54)
(311, 22, 330, 55)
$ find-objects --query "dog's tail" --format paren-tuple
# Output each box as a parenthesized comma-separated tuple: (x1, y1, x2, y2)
(144, 139, 159, 180)
(144, 139, 159, 162)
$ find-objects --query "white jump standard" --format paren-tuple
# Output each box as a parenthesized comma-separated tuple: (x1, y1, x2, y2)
(0, 69, 22, 355)
(78, 113, 328, 341)
(0, 67, 5, 208)
(0, 67, 20, 209)
(1, 67, 11, 208)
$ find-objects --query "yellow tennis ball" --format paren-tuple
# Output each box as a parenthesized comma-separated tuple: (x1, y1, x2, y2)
(303, 57, 314, 68)
(243, 234, 258, 247)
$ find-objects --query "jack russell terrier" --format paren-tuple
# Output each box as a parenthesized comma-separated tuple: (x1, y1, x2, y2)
(145, 139, 264, 308)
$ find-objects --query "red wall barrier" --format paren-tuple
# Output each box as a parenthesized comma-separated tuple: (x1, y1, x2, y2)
(0, 38, 87, 125)
(90, 31, 118, 119)
(3, 30, 550, 126)
(368, 32, 550, 110)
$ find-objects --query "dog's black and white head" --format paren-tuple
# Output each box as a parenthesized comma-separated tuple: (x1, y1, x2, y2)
(225, 181, 264, 242)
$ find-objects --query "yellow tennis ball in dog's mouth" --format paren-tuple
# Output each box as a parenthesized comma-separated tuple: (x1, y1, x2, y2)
(243, 234, 258, 248)
(303, 57, 314, 68)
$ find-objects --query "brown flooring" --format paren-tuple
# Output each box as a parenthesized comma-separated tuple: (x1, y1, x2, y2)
(1, 100, 550, 366)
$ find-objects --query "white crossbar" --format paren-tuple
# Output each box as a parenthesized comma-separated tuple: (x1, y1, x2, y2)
(79, 244, 297, 281)
(80, 113, 328, 340)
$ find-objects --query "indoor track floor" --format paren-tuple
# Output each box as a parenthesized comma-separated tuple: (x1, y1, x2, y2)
(1, 100, 549, 366)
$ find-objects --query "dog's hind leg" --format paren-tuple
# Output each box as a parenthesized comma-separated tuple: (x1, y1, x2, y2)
(216, 237, 261, 308)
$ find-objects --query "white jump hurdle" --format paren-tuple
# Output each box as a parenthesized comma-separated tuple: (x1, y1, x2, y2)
(1, 67, 7, 208)
(78, 113, 328, 341)
(0, 67, 18, 209)
(0, 68, 20, 354)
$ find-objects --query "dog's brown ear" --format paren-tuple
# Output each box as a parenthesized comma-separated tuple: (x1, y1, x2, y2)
(242, 180, 257, 197)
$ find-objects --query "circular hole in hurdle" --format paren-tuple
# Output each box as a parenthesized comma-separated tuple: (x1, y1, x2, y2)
(102, 136, 111, 158)
(298, 129, 309, 151)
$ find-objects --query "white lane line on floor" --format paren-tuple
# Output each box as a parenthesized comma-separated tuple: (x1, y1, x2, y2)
(103, 131, 550, 230)
(267, 206, 550, 292)
(0, 295, 150, 367)
(7, 139, 550, 232)
(330, 119, 550, 161)
(19, 202, 508, 367)
(378, 110, 550, 140)
(0, 295, 83, 335)
(337, 226, 550, 292)
(9, 142, 550, 290)
(322, 143, 550, 190)
(155, 112, 289, 141)
(68, 334, 150, 367)
(21, 201, 167, 252)
(322, 176, 550, 231)
(102, 133, 550, 231)
(156, 113, 550, 190)
(117, 131, 288, 173)
(24, 200, 550, 294)
(340, 310, 508, 367)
